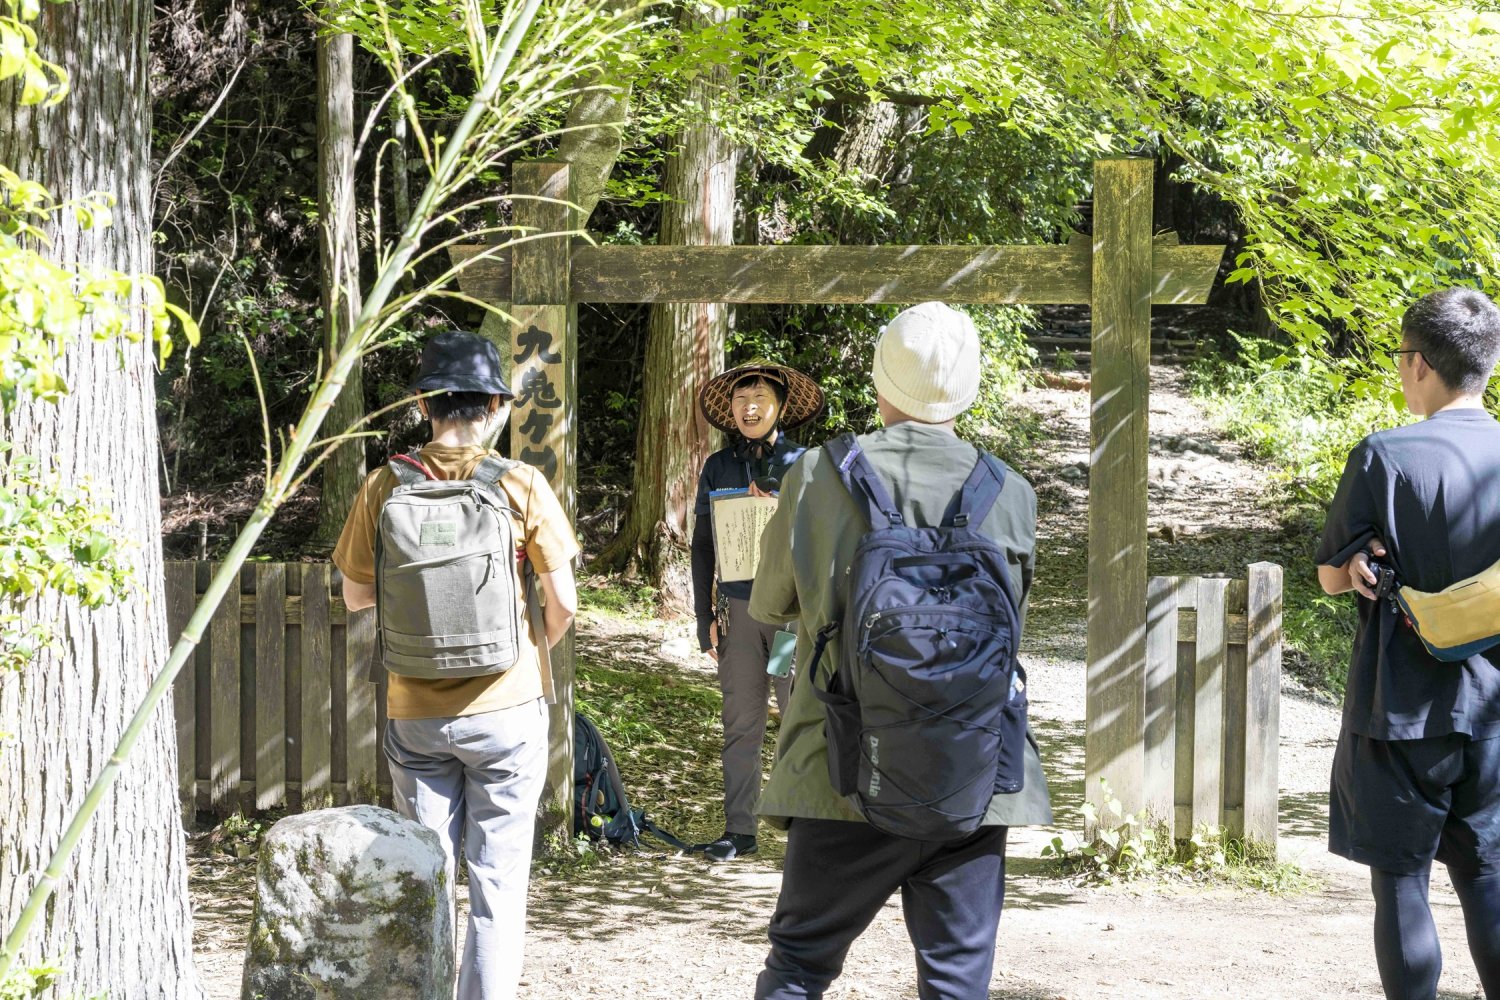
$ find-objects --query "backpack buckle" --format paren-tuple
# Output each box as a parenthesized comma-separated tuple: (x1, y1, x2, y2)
(952, 513, 970, 527)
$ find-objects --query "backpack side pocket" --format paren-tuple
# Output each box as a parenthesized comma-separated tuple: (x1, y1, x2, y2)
(993, 666, 1029, 795)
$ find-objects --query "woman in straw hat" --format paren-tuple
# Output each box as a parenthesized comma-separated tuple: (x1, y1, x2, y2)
(691, 359, 825, 861)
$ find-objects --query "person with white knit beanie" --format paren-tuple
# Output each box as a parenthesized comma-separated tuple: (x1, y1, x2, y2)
(872, 301, 983, 424)
(747, 300, 1051, 1000)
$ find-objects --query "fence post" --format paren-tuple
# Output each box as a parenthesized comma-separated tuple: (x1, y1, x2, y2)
(1245, 562, 1283, 854)
(1222, 579, 1250, 839)
(1144, 576, 1178, 824)
(255, 563, 287, 811)
(300, 563, 333, 810)
(511, 161, 576, 840)
(209, 561, 241, 816)
(346, 608, 378, 803)
(1085, 156, 1154, 817)
(167, 563, 197, 814)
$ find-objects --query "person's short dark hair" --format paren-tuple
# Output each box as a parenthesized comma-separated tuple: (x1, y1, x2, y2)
(425, 390, 498, 424)
(731, 373, 787, 407)
(1401, 288, 1500, 394)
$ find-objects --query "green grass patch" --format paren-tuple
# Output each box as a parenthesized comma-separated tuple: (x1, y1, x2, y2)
(578, 579, 660, 619)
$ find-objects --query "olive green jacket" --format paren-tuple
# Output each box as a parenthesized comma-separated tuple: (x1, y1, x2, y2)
(750, 422, 1053, 830)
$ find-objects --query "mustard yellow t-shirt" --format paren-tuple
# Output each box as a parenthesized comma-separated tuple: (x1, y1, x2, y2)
(332, 443, 580, 719)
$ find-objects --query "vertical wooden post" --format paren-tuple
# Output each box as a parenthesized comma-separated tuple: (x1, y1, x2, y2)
(511, 161, 576, 838)
(300, 563, 333, 810)
(255, 563, 287, 811)
(1245, 562, 1283, 854)
(1086, 156, 1154, 818)
(209, 562, 241, 817)
(1143, 576, 1178, 823)
(1193, 577, 1229, 831)
(1172, 577, 1198, 839)
(345, 608, 378, 802)
(1222, 578, 1250, 839)
(166, 562, 197, 814)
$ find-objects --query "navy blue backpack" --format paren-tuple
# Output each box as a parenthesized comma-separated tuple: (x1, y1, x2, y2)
(809, 433, 1028, 841)
(573, 712, 692, 851)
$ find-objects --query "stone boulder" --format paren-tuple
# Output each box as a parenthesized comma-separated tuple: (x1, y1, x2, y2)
(241, 805, 453, 1000)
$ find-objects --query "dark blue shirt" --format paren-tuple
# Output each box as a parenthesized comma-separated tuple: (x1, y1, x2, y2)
(691, 433, 807, 648)
(1316, 408, 1500, 740)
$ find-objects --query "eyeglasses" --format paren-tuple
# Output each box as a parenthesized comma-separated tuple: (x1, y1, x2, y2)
(1385, 348, 1423, 363)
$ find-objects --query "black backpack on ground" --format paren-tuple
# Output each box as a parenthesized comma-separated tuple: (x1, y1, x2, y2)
(808, 433, 1029, 842)
(573, 712, 692, 851)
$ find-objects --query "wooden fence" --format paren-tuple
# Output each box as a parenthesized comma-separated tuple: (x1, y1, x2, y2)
(1143, 562, 1283, 851)
(166, 560, 386, 819)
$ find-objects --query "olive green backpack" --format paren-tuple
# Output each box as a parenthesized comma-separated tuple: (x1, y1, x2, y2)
(374, 452, 524, 678)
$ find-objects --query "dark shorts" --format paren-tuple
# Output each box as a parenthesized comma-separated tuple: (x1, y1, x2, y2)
(1329, 730, 1500, 875)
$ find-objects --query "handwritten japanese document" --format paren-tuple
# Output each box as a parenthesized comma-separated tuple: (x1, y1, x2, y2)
(710, 490, 780, 583)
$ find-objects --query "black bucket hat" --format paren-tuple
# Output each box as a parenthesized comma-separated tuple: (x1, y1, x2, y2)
(409, 329, 514, 399)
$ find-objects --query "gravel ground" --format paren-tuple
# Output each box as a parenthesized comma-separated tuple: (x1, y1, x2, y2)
(192, 368, 1487, 1000)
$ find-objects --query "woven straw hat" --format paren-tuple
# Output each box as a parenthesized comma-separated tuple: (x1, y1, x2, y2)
(698, 360, 824, 434)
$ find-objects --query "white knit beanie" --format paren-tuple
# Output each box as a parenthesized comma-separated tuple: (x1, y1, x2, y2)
(872, 302, 982, 423)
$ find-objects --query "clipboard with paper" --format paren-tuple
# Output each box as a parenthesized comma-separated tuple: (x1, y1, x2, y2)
(709, 487, 779, 583)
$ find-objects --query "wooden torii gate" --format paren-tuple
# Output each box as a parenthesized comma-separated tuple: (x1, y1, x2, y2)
(453, 156, 1227, 837)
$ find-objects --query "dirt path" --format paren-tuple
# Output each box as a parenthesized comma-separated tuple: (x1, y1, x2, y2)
(192, 369, 1487, 1000)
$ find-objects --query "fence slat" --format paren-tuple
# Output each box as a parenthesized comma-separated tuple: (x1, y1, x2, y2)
(345, 607, 378, 802)
(209, 562, 241, 816)
(300, 563, 332, 810)
(1172, 578, 1197, 839)
(166, 562, 197, 813)
(1222, 580, 1250, 839)
(1144, 576, 1178, 824)
(1192, 578, 1229, 832)
(255, 564, 287, 810)
(1245, 562, 1284, 853)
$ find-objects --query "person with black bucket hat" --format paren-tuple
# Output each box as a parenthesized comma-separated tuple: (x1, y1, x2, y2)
(334, 329, 579, 999)
(691, 359, 825, 862)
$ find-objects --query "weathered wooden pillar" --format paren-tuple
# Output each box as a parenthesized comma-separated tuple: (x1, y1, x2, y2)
(1085, 156, 1154, 820)
(1244, 561, 1283, 852)
(511, 161, 576, 838)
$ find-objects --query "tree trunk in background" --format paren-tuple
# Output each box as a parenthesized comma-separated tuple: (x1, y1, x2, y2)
(311, 24, 365, 547)
(0, 4, 201, 997)
(599, 5, 737, 609)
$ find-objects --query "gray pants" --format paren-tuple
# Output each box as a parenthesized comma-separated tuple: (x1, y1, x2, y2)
(384, 699, 548, 1000)
(719, 597, 792, 835)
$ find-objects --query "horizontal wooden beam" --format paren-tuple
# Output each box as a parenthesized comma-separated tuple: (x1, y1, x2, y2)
(1178, 609, 1248, 645)
(450, 242, 1223, 306)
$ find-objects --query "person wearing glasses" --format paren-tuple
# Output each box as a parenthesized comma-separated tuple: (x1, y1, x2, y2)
(1317, 288, 1500, 999)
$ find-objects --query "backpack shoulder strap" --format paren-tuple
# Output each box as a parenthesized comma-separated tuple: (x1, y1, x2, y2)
(388, 451, 433, 486)
(941, 450, 1008, 528)
(472, 454, 519, 489)
(824, 433, 903, 529)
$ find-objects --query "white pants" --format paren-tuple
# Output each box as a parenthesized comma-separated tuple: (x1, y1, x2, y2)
(385, 699, 549, 1000)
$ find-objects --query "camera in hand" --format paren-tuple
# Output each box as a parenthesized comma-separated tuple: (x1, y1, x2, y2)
(1367, 558, 1397, 600)
(752, 476, 780, 493)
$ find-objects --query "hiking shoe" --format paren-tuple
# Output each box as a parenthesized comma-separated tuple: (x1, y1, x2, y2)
(702, 832, 758, 862)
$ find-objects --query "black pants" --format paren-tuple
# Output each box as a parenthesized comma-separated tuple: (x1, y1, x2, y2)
(755, 818, 1008, 1000)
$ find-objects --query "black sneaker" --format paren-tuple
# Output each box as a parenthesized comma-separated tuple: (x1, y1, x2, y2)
(702, 832, 758, 862)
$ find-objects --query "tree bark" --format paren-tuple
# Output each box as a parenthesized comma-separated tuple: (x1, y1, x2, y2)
(599, 5, 737, 608)
(311, 24, 365, 547)
(0, 4, 201, 997)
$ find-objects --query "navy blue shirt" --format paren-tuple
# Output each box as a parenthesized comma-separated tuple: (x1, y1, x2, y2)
(691, 433, 807, 648)
(1316, 408, 1500, 740)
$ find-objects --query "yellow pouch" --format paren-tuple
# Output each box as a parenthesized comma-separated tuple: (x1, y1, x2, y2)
(1394, 558, 1500, 662)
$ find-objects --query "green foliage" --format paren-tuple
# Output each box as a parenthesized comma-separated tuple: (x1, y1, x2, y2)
(729, 304, 1039, 463)
(578, 579, 658, 619)
(1042, 779, 1311, 892)
(0, 450, 129, 672)
(206, 810, 272, 860)
(1189, 338, 1412, 693)
(0, 965, 59, 1000)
